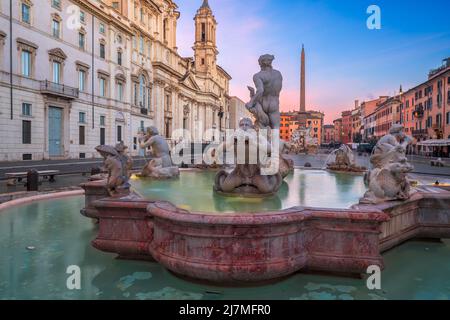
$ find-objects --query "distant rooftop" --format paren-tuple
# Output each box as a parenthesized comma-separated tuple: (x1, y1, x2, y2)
(428, 57, 450, 79)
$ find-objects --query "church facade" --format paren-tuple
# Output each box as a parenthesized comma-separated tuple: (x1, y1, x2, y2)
(0, 0, 231, 161)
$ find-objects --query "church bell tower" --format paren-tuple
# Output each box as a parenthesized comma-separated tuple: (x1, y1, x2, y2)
(193, 0, 218, 74)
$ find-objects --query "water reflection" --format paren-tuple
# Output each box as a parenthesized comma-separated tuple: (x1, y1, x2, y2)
(1, 196, 450, 300)
(131, 169, 365, 212)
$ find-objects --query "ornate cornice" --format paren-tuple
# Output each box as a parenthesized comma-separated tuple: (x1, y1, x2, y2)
(48, 48, 67, 61)
(16, 38, 38, 51)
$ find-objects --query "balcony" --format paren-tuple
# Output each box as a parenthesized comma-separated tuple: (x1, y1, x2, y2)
(413, 105, 424, 118)
(412, 129, 427, 136)
(40, 80, 79, 99)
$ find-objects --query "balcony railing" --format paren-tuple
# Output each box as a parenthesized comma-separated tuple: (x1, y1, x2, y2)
(412, 129, 427, 136)
(40, 80, 79, 99)
(413, 105, 424, 118)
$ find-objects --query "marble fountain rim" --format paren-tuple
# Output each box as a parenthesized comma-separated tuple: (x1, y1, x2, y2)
(95, 197, 390, 224)
(0, 189, 85, 212)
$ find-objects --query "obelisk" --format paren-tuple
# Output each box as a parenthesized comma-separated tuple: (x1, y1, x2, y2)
(299, 45, 306, 128)
(300, 44, 306, 113)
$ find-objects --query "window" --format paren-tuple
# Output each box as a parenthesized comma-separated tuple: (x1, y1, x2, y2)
(78, 70, 86, 91)
(117, 125, 122, 142)
(201, 58, 205, 65)
(99, 23, 105, 34)
(22, 3, 30, 24)
(79, 126, 85, 145)
(99, 42, 105, 59)
(140, 8, 144, 22)
(436, 114, 442, 128)
(52, 19, 60, 38)
(117, 82, 123, 101)
(100, 115, 105, 126)
(163, 19, 168, 42)
(112, 2, 120, 10)
(79, 112, 86, 123)
(117, 51, 122, 65)
(21, 50, 31, 76)
(51, 0, 61, 9)
(447, 112, 450, 125)
(22, 120, 31, 144)
(139, 37, 144, 54)
(80, 11, 85, 23)
(426, 116, 432, 128)
(100, 127, 106, 145)
(52, 61, 61, 83)
(78, 32, 85, 50)
(99, 78, 106, 97)
(139, 75, 146, 108)
(22, 103, 31, 116)
(201, 23, 206, 42)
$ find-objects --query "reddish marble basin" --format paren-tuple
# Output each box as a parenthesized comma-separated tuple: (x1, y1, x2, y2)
(82, 180, 450, 283)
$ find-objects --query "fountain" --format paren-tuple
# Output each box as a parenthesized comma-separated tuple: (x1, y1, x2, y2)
(290, 127, 318, 154)
(325, 144, 366, 173)
(76, 55, 450, 284)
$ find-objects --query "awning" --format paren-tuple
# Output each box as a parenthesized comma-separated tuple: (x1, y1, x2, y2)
(417, 139, 450, 147)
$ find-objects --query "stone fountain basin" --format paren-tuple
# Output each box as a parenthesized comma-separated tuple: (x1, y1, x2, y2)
(82, 179, 450, 284)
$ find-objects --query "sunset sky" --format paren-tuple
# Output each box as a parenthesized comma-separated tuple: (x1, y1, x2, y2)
(175, 0, 450, 123)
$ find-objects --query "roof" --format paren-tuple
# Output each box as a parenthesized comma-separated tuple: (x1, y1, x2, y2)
(201, 0, 211, 9)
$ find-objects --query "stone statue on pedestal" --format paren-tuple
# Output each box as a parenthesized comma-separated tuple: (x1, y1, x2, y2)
(360, 124, 414, 204)
(139, 126, 180, 179)
(95, 144, 132, 197)
(245, 54, 282, 130)
(326, 144, 366, 172)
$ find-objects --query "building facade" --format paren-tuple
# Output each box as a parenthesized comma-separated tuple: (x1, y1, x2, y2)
(374, 96, 401, 139)
(280, 111, 324, 143)
(229, 96, 252, 130)
(341, 110, 352, 144)
(323, 124, 334, 144)
(0, 0, 231, 161)
(401, 58, 450, 143)
(333, 118, 342, 144)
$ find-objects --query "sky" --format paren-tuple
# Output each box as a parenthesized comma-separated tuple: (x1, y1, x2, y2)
(175, 0, 450, 124)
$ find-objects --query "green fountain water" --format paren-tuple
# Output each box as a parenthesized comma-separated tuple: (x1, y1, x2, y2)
(1, 195, 450, 300)
(131, 169, 366, 213)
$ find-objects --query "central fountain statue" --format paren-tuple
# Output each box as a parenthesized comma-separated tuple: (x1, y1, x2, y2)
(213, 54, 288, 196)
(214, 117, 282, 195)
